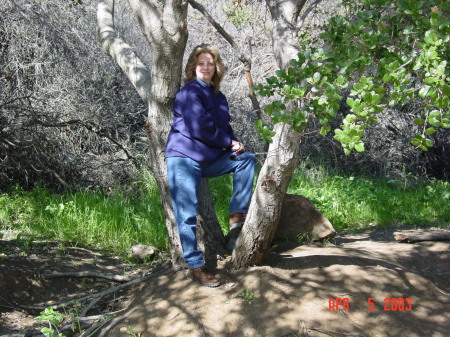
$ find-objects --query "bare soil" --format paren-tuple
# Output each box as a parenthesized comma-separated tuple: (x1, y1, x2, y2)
(1, 225, 449, 337)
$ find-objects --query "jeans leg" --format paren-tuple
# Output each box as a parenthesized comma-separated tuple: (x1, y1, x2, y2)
(166, 157, 204, 269)
(202, 151, 256, 214)
(228, 152, 256, 213)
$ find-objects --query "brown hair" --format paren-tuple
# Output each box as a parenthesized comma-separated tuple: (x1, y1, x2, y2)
(185, 44, 225, 93)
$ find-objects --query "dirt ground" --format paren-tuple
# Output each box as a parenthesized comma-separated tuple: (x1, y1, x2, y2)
(1, 225, 449, 337)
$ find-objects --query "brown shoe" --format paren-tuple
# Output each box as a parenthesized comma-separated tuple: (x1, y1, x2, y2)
(186, 267, 221, 287)
(229, 212, 246, 232)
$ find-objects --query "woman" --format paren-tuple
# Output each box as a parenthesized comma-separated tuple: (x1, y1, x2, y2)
(165, 44, 256, 287)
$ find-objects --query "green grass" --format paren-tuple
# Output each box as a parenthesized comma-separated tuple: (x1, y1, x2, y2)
(0, 173, 167, 258)
(1, 166, 449, 259)
(288, 167, 450, 232)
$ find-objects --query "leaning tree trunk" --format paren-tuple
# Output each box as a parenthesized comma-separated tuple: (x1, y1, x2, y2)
(232, 0, 308, 268)
(98, 0, 187, 268)
(98, 0, 227, 269)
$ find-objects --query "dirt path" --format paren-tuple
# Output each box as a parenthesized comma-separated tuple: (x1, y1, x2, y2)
(1, 226, 449, 337)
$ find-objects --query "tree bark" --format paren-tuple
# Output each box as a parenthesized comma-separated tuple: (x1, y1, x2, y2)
(395, 232, 450, 243)
(233, 123, 303, 267)
(232, 0, 308, 268)
(197, 179, 228, 263)
(98, 0, 228, 269)
(98, 0, 188, 268)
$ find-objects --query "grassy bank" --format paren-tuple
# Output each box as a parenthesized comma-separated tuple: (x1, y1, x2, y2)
(288, 168, 450, 232)
(1, 168, 449, 259)
(0, 173, 167, 258)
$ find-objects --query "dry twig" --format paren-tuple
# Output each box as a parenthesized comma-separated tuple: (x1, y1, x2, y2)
(17, 268, 172, 311)
(43, 271, 133, 282)
(309, 327, 368, 337)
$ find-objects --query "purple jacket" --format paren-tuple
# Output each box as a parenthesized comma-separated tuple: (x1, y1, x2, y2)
(165, 80, 237, 162)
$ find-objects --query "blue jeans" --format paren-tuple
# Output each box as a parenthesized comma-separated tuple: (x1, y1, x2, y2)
(166, 151, 256, 269)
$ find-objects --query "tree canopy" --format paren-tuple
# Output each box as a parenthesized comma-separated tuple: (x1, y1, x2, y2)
(255, 0, 449, 155)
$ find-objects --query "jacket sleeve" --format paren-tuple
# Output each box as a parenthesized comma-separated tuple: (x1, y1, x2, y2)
(175, 86, 234, 148)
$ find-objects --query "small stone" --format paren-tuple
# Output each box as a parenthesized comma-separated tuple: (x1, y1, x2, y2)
(131, 244, 158, 262)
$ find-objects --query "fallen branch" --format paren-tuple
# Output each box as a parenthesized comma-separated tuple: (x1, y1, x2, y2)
(97, 312, 131, 337)
(80, 296, 103, 317)
(81, 319, 111, 337)
(43, 271, 133, 282)
(395, 232, 450, 243)
(17, 267, 172, 311)
(309, 327, 368, 337)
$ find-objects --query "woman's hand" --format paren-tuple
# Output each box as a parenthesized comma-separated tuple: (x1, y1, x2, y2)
(230, 140, 245, 154)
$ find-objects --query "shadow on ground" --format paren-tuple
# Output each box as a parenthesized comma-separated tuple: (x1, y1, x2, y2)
(108, 227, 450, 337)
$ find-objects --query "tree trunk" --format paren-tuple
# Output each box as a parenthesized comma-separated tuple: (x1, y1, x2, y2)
(197, 179, 227, 251)
(232, 124, 303, 267)
(98, 0, 188, 268)
(98, 0, 227, 269)
(232, 0, 308, 268)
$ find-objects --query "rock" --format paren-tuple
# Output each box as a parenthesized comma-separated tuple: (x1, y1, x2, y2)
(276, 194, 336, 241)
(131, 244, 158, 261)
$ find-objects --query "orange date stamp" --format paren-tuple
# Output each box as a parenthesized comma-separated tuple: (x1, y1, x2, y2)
(328, 297, 413, 311)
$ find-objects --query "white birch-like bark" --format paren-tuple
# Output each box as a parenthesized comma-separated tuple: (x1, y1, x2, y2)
(233, 0, 308, 268)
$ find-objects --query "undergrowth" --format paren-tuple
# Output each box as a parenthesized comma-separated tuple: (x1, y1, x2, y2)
(0, 172, 167, 259)
(0, 165, 448, 259)
(288, 166, 450, 232)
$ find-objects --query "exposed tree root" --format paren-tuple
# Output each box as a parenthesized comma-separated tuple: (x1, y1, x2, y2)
(80, 296, 103, 317)
(309, 327, 369, 337)
(395, 232, 450, 243)
(43, 271, 134, 282)
(97, 311, 131, 337)
(10, 266, 175, 336)
(17, 267, 172, 311)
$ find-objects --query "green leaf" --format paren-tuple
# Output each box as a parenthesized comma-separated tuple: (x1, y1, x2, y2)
(346, 97, 355, 107)
(435, 61, 447, 76)
(430, 110, 441, 118)
(443, 86, 450, 97)
(318, 96, 328, 105)
(425, 47, 438, 60)
(336, 75, 346, 85)
(424, 77, 438, 85)
(355, 143, 365, 152)
(411, 138, 421, 146)
(418, 85, 431, 98)
(413, 59, 423, 71)
(383, 74, 392, 83)
(424, 138, 433, 147)
(430, 12, 440, 27)
(424, 30, 438, 45)
(425, 127, 436, 135)
(429, 117, 439, 126)
(41, 327, 55, 337)
(344, 114, 357, 124)
(414, 118, 425, 125)
(320, 126, 331, 135)
(313, 72, 321, 83)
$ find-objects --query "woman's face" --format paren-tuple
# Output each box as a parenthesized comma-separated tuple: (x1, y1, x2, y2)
(195, 52, 215, 84)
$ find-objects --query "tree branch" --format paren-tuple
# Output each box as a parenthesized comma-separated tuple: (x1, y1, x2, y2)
(97, 0, 152, 104)
(187, 0, 262, 119)
(30, 117, 139, 167)
(43, 271, 134, 282)
(188, 0, 249, 67)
